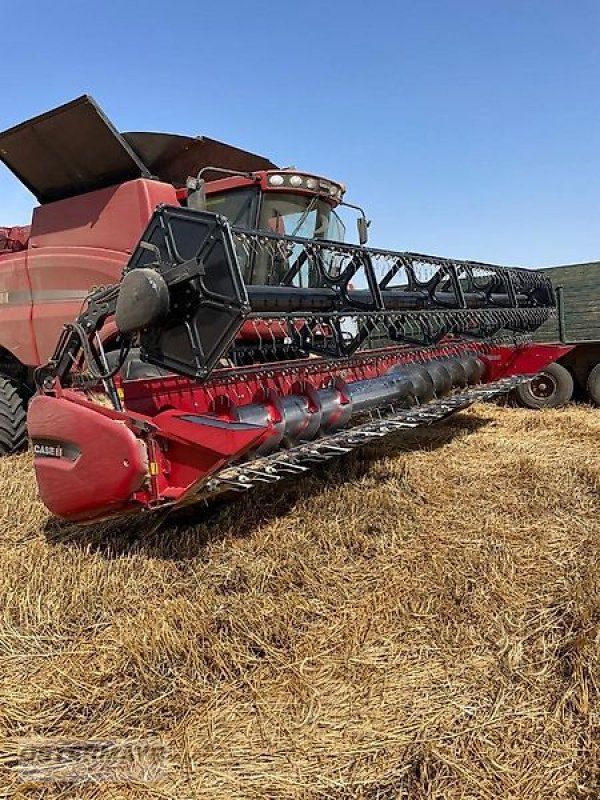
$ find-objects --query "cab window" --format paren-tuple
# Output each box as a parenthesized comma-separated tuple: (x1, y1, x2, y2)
(204, 187, 259, 229)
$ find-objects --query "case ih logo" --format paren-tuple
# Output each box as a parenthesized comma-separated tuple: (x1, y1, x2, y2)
(33, 442, 64, 458)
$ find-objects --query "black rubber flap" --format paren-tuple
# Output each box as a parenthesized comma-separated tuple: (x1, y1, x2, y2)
(0, 95, 150, 203)
(124, 132, 278, 186)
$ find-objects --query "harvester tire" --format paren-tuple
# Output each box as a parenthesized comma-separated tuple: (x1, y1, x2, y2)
(514, 362, 573, 409)
(586, 363, 600, 406)
(0, 376, 27, 454)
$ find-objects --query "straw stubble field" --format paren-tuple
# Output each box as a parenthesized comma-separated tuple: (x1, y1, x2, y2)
(0, 403, 599, 798)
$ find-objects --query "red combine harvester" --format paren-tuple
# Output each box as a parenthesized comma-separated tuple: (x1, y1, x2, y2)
(0, 96, 568, 523)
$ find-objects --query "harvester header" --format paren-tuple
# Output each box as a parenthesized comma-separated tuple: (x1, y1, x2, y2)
(29, 203, 559, 523)
(0, 95, 565, 523)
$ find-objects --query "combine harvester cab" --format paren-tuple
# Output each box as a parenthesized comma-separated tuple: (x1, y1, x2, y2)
(27, 202, 568, 523)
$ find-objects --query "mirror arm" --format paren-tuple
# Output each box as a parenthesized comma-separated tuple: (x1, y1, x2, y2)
(337, 199, 371, 245)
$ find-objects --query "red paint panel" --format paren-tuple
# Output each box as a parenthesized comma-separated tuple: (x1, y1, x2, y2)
(483, 343, 573, 382)
(30, 179, 178, 251)
(150, 411, 267, 501)
(27, 179, 178, 363)
(27, 249, 127, 363)
(0, 250, 37, 364)
(28, 395, 148, 521)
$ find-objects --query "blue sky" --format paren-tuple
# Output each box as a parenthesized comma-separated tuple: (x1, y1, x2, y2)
(1, 0, 598, 266)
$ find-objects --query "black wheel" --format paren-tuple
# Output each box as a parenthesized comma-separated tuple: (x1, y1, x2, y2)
(514, 362, 574, 409)
(586, 363, 600, 406)
(0, 376, 27, 454)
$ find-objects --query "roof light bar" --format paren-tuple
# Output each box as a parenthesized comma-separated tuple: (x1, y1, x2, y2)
(266, 172, 345, 201)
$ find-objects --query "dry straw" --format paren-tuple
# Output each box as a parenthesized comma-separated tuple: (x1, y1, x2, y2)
(0, 403, 598, 798)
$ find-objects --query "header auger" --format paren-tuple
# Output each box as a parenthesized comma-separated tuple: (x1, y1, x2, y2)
(28, 203, 561, 523)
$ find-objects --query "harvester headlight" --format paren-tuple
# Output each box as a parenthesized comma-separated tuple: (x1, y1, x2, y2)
(268, 172, 343, 198)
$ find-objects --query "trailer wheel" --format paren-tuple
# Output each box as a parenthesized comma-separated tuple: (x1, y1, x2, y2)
(0, 376, 27, 454)
(586, 363, 600, 406)
(514, 362, 574, 409)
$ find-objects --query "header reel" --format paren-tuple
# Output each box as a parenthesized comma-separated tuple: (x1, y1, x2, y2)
(42, 205, 555, 389)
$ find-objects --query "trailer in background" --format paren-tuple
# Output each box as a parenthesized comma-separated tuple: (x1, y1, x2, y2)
(515, 261, 600, 408)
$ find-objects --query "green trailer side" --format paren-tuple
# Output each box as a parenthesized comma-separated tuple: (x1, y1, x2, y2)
(536, 261, 600, 343)
(528, 261, 600, 405)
